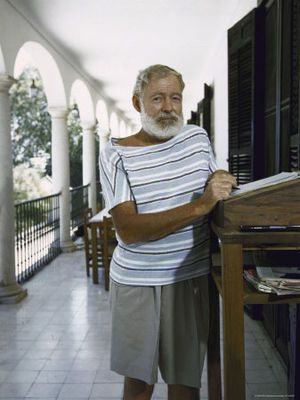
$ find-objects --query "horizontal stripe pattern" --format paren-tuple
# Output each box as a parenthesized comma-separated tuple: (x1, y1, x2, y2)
(99, 124, 217, 286)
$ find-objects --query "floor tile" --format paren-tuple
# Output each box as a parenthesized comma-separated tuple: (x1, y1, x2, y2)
(0, 360, 19, 372)
(0, 349, 27, 362)
(246, 368, 278, 384)
(4, 370, 39, 383)
(15, 359, 46, 371)
(25, 383, 63, 398)
(71, 358, 101, 371)
(23, 349, 53, 360)
(90, 383, 123, 398)
(94, 368, 123, 384)
(0, 371, 9, 384)
(65, 370, 96, 384)
(0, 382, 32, 398)
(42, 359, 74, 372)
(35, 370, 68, 383)
(50, 349, 78, 360)
(247, 382, 287, 398)
(57, 383, 92, 398)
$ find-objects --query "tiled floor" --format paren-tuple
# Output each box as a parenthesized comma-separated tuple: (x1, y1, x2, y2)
(0, 249, 289, 399)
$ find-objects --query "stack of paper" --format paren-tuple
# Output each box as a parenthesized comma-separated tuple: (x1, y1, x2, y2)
(244, 267, 300, 296)
(231, 171, 300, 197)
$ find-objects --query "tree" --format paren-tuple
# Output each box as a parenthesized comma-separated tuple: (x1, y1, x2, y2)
(66, 105, 100, 188)
(10, 66, 85, 199)
(13, 165, 51, 202)
(10, 66, 51, 167)
(68, 106, 83, 187)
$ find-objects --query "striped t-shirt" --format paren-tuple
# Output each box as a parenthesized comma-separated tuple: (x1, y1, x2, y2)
(99, 124, 217, 286)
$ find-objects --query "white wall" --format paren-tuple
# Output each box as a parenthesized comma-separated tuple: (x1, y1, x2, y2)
(199, 0, 257, 170)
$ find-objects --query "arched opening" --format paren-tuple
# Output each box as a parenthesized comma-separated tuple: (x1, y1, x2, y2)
(96, 99, 110, 152)
(119, 120, 127, 138)
(0, 44, 5, 73)
(70, 79, 94, 124)
(127, 124, 134, 136)
(96, 99, 109, 133)
(10, 65, 52, 201)
(14, 42, 66, 108)
(109, 112, 119, 138)
(13, 41, 67, 198)
(11, 41, 72, 277)
(70, 80, 97, 213)
(66, 102, 83, 188)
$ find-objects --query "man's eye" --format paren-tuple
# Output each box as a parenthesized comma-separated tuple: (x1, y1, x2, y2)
(173, 96, 181, 101)
(153, 97, 161, 102)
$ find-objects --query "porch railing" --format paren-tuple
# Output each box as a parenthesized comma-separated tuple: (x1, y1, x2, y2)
(96, 181, 103, 210)
(15, 192, 61, 283)
(70, 184, 89, 231)
(14, 184, 95, 283)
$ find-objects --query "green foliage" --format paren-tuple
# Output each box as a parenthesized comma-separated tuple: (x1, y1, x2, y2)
(68, 108, 83, 187)
(10, 66, 87, 197)
(13, 165, 51, 202)
(10, 67, 51, 167)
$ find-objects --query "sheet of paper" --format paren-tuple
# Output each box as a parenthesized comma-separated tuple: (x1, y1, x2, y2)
(231, 171, 300, 197)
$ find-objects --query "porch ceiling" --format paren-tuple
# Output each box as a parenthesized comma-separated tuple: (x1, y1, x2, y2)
(9, 0, 246, 127)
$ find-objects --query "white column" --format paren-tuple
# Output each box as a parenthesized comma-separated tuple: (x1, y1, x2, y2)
(98, 127, 111, 153)
(82, 122, 97, 214)
(0, 74, 27, 303)
(49, 107, 75, 252)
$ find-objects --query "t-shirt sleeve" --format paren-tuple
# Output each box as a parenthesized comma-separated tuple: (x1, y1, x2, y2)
(198, 127, 218, 173)
(208, 141, 218, 173)
(99, 145, 134, 212)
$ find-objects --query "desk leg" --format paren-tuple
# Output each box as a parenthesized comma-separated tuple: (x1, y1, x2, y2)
(221, 243, 245, 400)
(207, 273, 222, 400)
(91, 225, 99, 284)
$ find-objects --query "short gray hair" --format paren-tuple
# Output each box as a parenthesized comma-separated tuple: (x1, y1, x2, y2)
(133, 64, 185, 98)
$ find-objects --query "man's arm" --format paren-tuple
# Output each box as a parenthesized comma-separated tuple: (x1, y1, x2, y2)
(111, 170, 236, 244)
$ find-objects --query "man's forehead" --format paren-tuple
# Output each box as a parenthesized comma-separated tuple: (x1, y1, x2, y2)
(144, 75, 182, 92)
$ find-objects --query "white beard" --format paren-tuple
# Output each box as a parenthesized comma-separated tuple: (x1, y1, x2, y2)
(140, 103, 184, 140)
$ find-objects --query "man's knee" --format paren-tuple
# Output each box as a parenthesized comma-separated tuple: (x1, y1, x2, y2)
(168, 384, 200, 400)
(124, 377, 154, 399)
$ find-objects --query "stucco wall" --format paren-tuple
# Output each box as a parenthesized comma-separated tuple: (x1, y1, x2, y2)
(199, 0, 257, 170)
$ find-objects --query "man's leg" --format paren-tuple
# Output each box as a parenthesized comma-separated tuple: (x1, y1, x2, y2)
(124, 377, 154, 400)
(168, 384, 200, 400)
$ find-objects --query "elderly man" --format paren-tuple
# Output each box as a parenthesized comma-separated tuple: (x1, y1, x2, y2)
(100, 65, 236, 400)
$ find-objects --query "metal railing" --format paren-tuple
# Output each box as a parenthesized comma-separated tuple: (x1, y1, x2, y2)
(14, 183, 98, 283)
(96, 181, 104, 210)
(15, 192, 61, 283)
(70, 184, 89, 231)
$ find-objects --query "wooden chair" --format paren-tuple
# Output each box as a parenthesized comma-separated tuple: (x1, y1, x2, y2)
(101, 216, 117, 290)
(83, 208, 102, 277)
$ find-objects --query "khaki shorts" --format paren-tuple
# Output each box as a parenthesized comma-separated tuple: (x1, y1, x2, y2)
(110, 275, 209, 388)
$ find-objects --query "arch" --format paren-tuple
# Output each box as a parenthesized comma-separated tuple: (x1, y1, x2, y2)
(70, 80, 94, 124)
(127, 124, 134, 136)
(109, 112, 119, 138)
(96, 99, 109, 132)
(14, 41, 66, 108)
(0, 44, 5, 73)
(119, 120, 127, 138)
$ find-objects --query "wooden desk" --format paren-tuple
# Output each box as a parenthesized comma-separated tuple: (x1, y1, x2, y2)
(89, 209, 111, 285)
(207, 226, 300, 400)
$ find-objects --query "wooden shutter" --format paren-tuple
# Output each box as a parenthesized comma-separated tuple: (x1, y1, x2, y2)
(228, 7, 264, 184)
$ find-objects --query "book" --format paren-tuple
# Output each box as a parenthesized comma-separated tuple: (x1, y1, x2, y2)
(231, 171, 300, 197)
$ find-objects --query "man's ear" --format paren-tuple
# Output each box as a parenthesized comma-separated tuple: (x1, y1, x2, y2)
(132, 95, 141, 113)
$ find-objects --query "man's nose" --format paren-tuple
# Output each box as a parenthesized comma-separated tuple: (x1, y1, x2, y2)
(161, 98, 173, 112)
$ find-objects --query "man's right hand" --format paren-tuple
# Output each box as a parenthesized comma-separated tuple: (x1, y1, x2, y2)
(200, 170, 237, 213)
